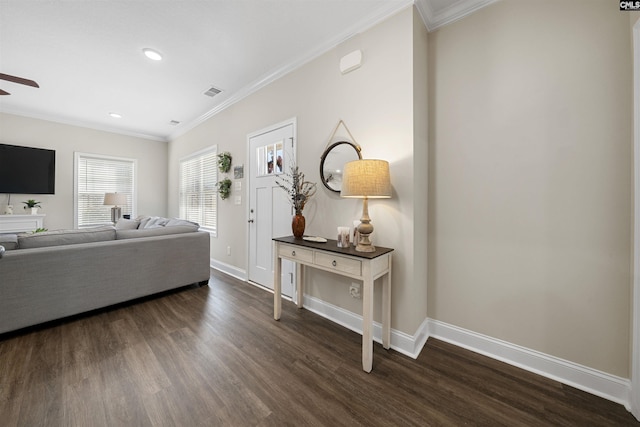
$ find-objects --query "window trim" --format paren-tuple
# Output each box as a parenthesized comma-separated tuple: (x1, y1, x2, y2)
(179, 144, 218, 237)
(74, 152, 137, 228)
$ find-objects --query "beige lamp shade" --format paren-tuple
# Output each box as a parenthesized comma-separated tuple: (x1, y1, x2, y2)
(340, 159, 391, 199)
(103, 192, 127, 206)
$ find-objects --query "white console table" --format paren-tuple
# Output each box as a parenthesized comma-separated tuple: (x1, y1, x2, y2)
(273, 235, 393, 372)
(0, 214, 46, 233)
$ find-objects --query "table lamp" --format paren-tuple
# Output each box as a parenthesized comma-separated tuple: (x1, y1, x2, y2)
(340, 159, 391, 252)
(103, 192, 127, 223)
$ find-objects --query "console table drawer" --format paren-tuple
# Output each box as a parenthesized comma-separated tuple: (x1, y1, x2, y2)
(314, 252, 362, 276)
(278, 244, 314, 263)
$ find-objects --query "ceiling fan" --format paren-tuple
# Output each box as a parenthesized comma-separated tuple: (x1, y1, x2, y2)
(0, 73, 39, 95)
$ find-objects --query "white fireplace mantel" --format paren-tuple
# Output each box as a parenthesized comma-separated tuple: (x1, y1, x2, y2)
(0, 214, 46, 233)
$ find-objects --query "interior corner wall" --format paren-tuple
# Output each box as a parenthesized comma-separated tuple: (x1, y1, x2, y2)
(0, 112, 168, 230)
(427, 0, 633, 377)
(168, 6, 421, 335)
(631, 10, 640, 420)
(412, 7, 429, 323)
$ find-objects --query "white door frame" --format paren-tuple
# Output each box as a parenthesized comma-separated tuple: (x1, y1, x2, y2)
(632, 16, 640, 421)
(245, 117, 298, 295)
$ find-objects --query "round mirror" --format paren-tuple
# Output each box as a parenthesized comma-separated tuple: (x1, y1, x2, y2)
(320, 141, 362, 193)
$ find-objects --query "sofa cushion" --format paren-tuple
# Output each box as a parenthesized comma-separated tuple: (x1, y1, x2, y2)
(116, 225, 200, 240)
(18, 226, 116, 249)
(0, 234, 18, 250)
(115, 218, 140, 230)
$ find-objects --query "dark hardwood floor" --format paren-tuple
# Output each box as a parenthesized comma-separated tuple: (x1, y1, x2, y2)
(1, 269, 637, 426)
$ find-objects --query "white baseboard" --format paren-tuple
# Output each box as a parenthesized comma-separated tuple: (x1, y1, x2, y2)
(302, 294, 632, 410)
(210, 258, 247, 282)
(428, 319, 632, 410)
(211, 269, 632, 411)
(302, 294, 429, 359)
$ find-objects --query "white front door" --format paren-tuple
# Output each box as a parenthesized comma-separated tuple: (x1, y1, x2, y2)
(248, 120, 296, 297)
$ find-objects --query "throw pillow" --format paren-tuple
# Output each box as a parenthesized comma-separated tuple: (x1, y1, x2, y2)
(166, 218, 200, 229)
(138, 216, 169, 229)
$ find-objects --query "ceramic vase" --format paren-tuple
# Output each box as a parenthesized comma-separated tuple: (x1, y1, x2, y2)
(292, 213, 305, 238)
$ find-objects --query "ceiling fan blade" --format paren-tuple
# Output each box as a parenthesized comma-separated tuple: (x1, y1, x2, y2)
(0, 73, 39, 88)
(0, 89, 10, 95)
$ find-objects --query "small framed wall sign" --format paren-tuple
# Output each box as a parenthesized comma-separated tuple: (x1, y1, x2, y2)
(234, 165, 244, 179)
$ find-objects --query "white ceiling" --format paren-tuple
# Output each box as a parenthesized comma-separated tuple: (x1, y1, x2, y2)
(0, 0, 493, 142)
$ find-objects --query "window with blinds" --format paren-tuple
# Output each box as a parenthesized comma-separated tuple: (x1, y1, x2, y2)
(75, 153, 136, 228)
(179, 146, 217, 235)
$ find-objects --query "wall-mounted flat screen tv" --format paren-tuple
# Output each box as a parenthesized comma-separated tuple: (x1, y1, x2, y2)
(0, 143, 56, 194)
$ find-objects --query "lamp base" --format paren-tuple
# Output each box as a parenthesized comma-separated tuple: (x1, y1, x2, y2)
(355, 198, 375, 252)
(355, 240, 376, 252)
(355, 226, 375, 252)
(110, 206, 122, 223)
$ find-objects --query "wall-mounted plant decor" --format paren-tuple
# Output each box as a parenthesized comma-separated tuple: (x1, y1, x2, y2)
(218, 178, 232, 200)
(218, 152, 232, 173)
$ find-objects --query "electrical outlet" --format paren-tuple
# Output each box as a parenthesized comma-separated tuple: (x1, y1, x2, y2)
(226, 246, 231, 256)
(349, 282, 361, 299)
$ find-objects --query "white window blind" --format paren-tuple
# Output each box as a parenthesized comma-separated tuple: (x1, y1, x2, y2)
(75, 153, 135, 228)
(179, 146, 217, 235)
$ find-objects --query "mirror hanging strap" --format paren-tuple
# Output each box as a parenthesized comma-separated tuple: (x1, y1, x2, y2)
(324, 119, 362, 154)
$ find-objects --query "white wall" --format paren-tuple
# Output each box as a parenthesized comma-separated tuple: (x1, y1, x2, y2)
(169, 7, 427, 335)
(427, 0, 633, 377)
(0, 112, 168, 230)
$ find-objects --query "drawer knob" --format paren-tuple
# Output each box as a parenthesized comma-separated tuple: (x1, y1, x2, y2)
(332, 260, 337, 267)
(292, 250, 296, 256)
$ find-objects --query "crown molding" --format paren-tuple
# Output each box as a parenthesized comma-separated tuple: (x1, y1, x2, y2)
(169, 0, 414, 141)
(0, 107, 167, 142)
(415, 0, 498, 32)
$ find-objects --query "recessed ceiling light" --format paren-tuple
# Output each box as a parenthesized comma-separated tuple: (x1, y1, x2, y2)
(109, 112, 122, 119)
(143, 48, 163, 61)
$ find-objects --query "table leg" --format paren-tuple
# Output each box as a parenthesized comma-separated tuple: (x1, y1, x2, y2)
(382, 258, 391, 349)
(274, 248, 282, 321)
(296, 262, 304, 308)
(362, 270, 373, 373)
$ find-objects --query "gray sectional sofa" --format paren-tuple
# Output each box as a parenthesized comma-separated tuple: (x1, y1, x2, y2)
(0, 216, 211, 334)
